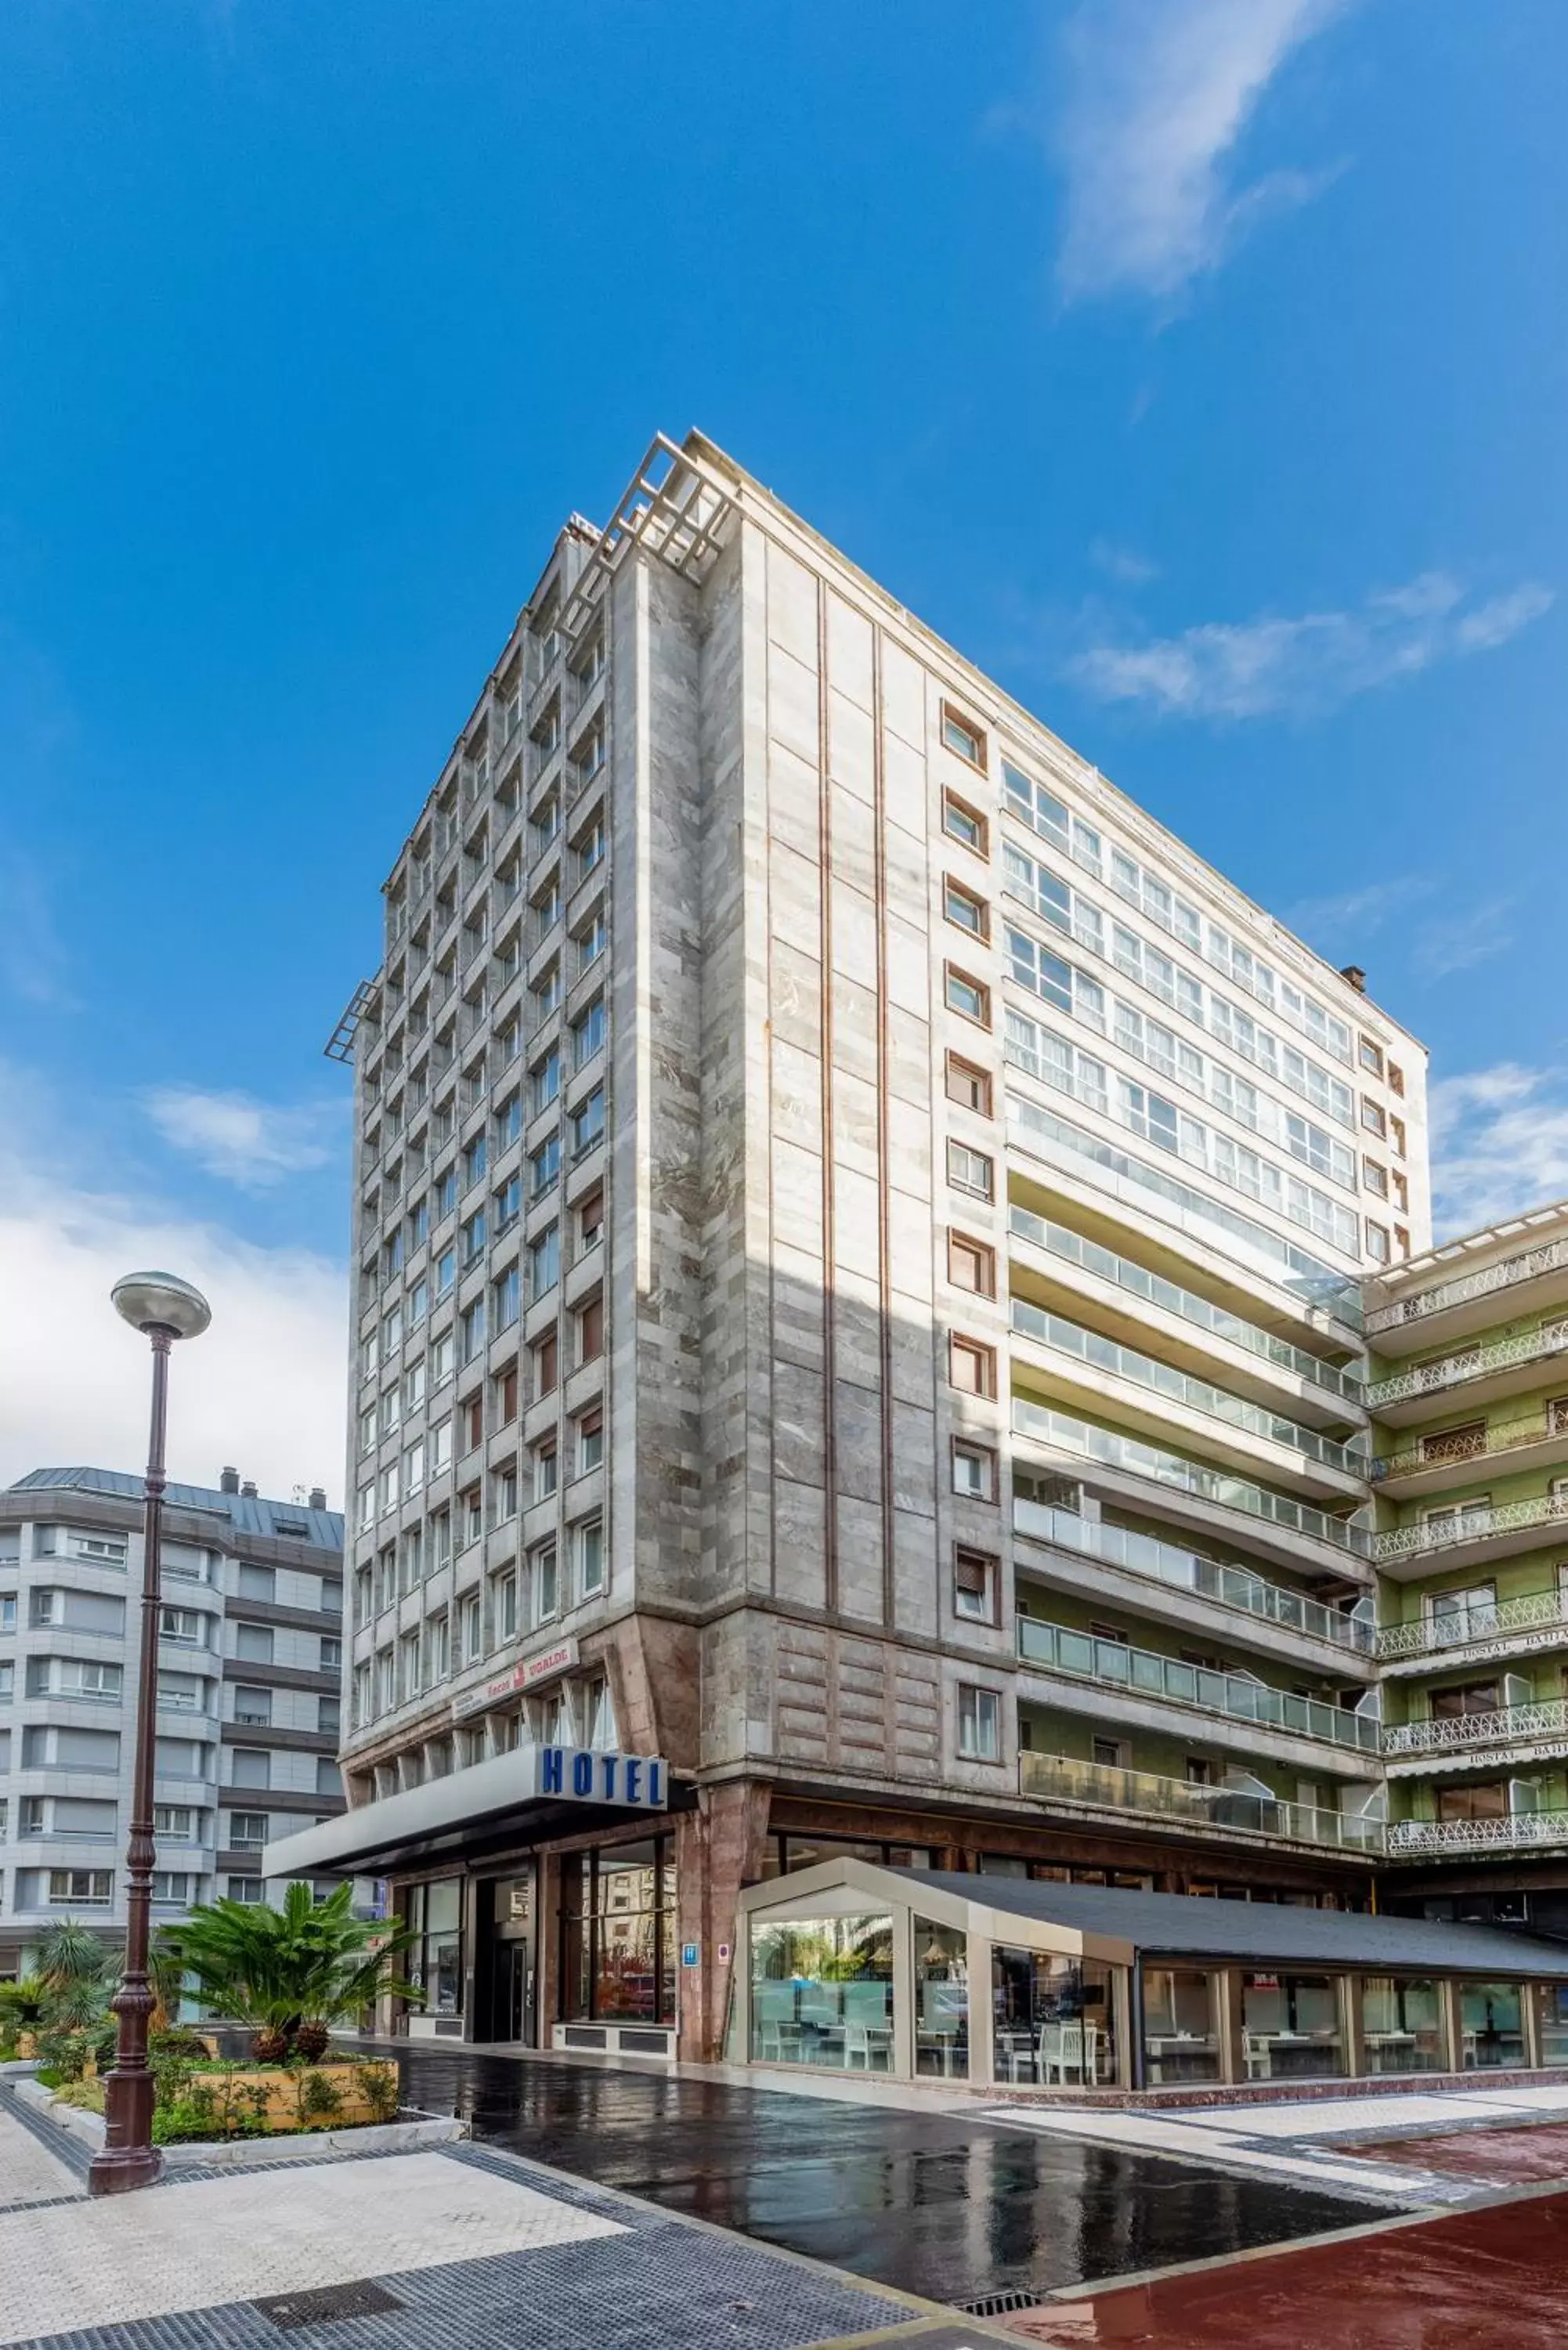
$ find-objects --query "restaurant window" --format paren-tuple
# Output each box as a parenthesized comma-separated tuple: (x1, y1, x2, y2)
(558, 1837, 675, 2026)
(1141, 1965, 1221, 2084)
(1460, 1979, 1525, 2067)
(761, 1835, 940, 1878)
(404, 1879, 464, 2019)
(993, 1950, 1118, 2086)
(1532, 1983, 1568, 2067)
(1360, 1976, 1445, 2073)
(915, 1918, 970, 2077)
(1241, 1971, 1345, 2079)
(749, 1911, 893, 2071)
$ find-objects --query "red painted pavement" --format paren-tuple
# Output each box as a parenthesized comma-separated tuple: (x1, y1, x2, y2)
(1352, 2121, 1568, 2185)
(1003, 2190, 1568, 2347)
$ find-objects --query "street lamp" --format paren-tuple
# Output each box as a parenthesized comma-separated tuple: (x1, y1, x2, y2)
(89, 1271, 211, 2197)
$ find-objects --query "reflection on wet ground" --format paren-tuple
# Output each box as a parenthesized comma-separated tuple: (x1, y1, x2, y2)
(386, 2047, 1389, 2308)
(1006, 2190, 1568, 2348)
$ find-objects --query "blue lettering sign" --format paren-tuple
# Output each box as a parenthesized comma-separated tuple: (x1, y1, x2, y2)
(541, 1748, 565, 1795)
(624, 1758, 642, 1803)
(648, 1760, 663, 1806)
(600, 1754, 618, 1801)
(573, 1751, 594, 1798)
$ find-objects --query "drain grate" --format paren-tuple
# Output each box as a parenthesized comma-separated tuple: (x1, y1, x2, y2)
(253, 2281, 405, 2330)
(955, 2285, 1050, 2318)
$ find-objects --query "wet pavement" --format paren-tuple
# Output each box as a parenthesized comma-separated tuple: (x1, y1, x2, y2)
(1008, 2190, 1568, 2347)
(385, 2047, 1393, 2310)
(1352, 2120, 1568, 2185)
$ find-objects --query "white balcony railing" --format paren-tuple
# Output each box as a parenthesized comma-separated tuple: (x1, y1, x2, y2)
(1021, 1751, 1382, 1853)
(1374, 1411, 1568, 1482)
(1386, 1810, 1568, 1856)
(1013, 1497, 1374, 1654)
(1373, 1491, 1568, 1564)
(1018, 1617, 1382, 1754)
(1375, 1588, 1568, 1659)
(1366, 1233, 1568, 1337)
(1384, 1697, 1568, 1756)
(1367, 1322, 1568, 1411)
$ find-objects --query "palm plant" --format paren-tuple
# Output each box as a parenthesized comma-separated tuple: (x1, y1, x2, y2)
(33, 1919, 111, 2030)
(159, 1883, 421, 2059)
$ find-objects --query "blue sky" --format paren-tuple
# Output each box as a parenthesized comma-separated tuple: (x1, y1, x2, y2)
(2, 0, 1564, 1492)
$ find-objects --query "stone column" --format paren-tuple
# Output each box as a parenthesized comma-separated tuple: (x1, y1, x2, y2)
(675, 1781, 771, 2061)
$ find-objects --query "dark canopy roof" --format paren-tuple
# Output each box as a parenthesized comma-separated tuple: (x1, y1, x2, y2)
(897, 1871, 1568, 1979)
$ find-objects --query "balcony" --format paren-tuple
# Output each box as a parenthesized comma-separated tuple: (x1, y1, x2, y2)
(1008, 1205, 1363, 1406)
(1384, 1697, 1568, 1759)
(1017, 1616, 1381, 1755)
(1375, 1587, 1568, 1666)
(1013, 1495, 1374, 1657)
(1374, 1408, 1568, 1492)
(1019, 1750, 1382, 1854)
(1012, 1301, 1367, 1485)
(1012, 1397, 1371, 1563)
(1385, 1810, 1568, 1858)
(1373, 1491, 1568, 1571)
(1366, 1224, 1568, 1342)
(1367, 1322, 1568, 1423)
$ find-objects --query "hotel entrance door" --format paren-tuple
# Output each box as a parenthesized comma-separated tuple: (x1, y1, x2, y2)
(476, 1871, 537, 2045)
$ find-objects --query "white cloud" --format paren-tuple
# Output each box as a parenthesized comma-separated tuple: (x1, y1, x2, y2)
(0, 1064, 347, 1502)
(1284, 875, 1433, 959)
(1089, 537, 1160, 585)
(1411, 896, 1515, 984)
(143, 1086, 341, 1188)
(1054, 0, 1347, 303)
(1068, 570, 1553, 719)
(1429, 1065, 1568, 1238)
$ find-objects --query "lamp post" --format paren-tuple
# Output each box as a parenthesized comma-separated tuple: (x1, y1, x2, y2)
(89, 1271, 211, 2197)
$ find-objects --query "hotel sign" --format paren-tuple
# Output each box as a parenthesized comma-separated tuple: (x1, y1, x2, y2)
(451, 1637, 580, 1720)
(535, 1747, 668, 1809)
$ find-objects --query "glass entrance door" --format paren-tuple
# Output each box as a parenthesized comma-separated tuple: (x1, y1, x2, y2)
(479, 1870, 536, 2044)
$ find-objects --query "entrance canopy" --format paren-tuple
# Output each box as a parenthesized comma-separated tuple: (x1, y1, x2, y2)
(263, 1743, 671, 1880)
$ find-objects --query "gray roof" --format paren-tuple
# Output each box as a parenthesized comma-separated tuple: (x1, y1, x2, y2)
(5, 1467, 342, 1552)
(900, 1871, 1568, 1979)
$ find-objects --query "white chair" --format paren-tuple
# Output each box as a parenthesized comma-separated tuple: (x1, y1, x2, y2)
(999, 2031, 1038, 2084)
(1039, 2021, 1083, 2084)
(1244, 2032, 1273, 2080)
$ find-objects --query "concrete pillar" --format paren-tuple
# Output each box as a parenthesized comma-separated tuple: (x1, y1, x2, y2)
(1216, 1968, 1243, 2087)
(674, 1781, 771, 2062)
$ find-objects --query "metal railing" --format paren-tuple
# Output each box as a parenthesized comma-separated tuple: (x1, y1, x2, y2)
(1366, 1233, 1568, 1336)
(1386, 1810, 1568, 1856)
(1020, 1750, 1383, 1852)
(1384, 1697, 1568, 1756)
(1013, 1497, 1374, 1654)
(1011, 1301, 1367, 1477)
(1367, 1322, 1568, 1411)
(1373, 1491, 1568, 1563)
(1375, 1588, 1568, 1659)
(1375, 1412, 1568, 1482)
(1007, 1206, 1364, 1405)
(1017, 1615, 1382, 1753)
(1011, 1397, 1372, 1559)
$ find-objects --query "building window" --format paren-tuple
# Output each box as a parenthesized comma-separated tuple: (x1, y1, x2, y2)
(946, 1140, 994, 1200)
(531, 1133, 562, 1196)
(945, 1051, 993, 1116)
(576, 1403, 605, 1473)
(572, 997, 606, 1068)
(533, 1441, 558, 1502)
(952, 1440, 996, 1502)
(1361, 1097, 1386, 1137)
(1365, 1220, 1391, 1263)
(47, 1870, 113, 1907)
(945, 965, 991, 1027)
(942, 790, 988, 858)
(575, 1514, 605, 1597)
(948, 1231, 996, 1297)
(234, 1623, 274, 1665)
(941, 703, 987, 772)
(1363, 1159, 1388, 1198)
(1388, 1061, 1405, 1096)
(954, 1546, 996, 1623)
(531, 1540, 559, 1622)
(572, 1087, 605, 1159)
(957, 1684, 1000, 1760)
(558, 1837, 676, 2026)
(534, 1330, 559, 1397)
(1359, 1036, 1384, 1076)
(461, 1595, 482, 1663)
(464, 1395, 484, 1453)
(497, 1365, 518, 1426)
(233, 1686, 272, 1728)
(576, 1293, 605, 1365)
(496, 1574, 518, 1643)
(229, 1812, 269, 1849)
(1390, 1114, 1407, 1158)
(529, 1224, 560, 1300)
(948, 1335, 996, 1397)
(944, 877, 989, 941)
(229, 1748, 271, 1791)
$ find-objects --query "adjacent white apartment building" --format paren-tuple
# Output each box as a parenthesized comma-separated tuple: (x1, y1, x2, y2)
(273, 431, 1431, 2068)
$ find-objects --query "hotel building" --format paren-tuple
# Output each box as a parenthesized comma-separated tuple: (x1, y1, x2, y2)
(265, 429, 1498, 2087)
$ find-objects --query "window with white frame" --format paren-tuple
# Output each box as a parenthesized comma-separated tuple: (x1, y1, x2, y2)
(957, 1683, 1001, 1760)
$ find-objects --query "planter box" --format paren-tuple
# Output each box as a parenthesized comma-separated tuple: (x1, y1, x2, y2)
(13, 2076, 465, 2167)
(184, 2061, 392, 2131)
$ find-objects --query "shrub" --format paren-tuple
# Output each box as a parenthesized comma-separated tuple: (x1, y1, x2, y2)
(295, 2069, 345, 2128)
(359, 2063, 400, 2125)
(293, 2019, 331, 2063)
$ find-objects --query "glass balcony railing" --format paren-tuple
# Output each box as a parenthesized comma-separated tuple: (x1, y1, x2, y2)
(1011, 1301, 1367, 1477)
(1012, 1497, 1374, 1654)
(1017, 1616, 1382, 1753)
(1008, 1206, 1363, 1404)
(1011, 1397, 1373, 1559)
(1020, 1750, 1383, 1852)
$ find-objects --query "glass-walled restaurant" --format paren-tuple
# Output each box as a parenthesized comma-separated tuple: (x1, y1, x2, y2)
(732, 1861, 1568, 2089)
